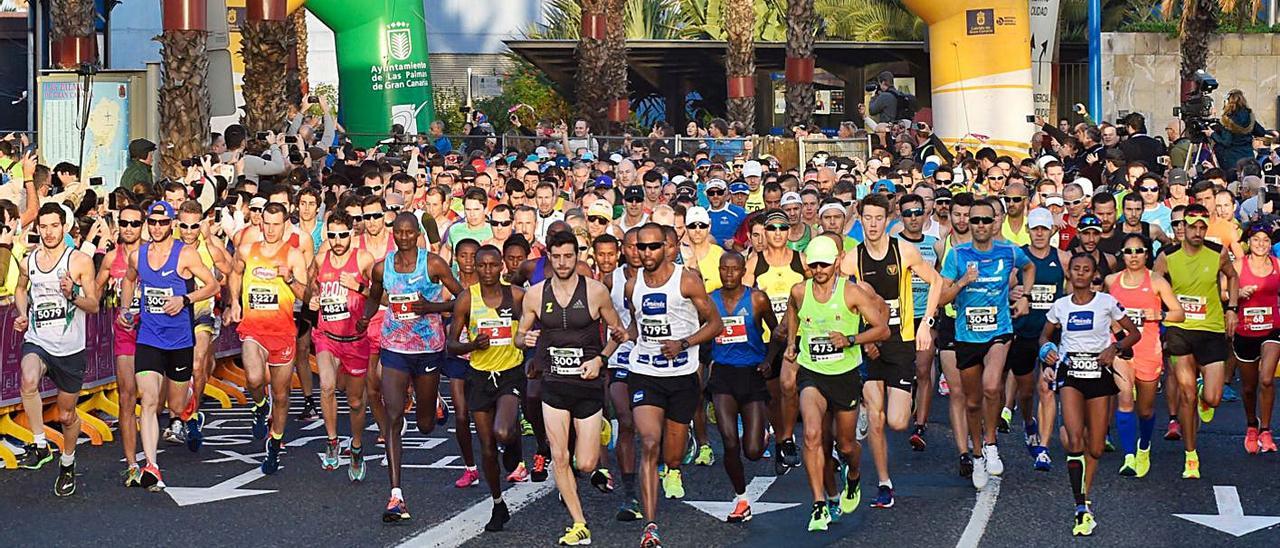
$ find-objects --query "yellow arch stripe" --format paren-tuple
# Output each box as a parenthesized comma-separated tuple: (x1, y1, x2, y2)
(941, 137, 1031, 149)
(932, 84, 1034, 95)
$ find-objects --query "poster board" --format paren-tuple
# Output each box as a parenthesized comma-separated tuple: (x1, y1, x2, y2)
(37, 71, 147, 188)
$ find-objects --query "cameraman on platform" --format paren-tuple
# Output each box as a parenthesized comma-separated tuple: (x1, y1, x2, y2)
(868, 70, 899, 124)
(1209, 89, 1271, 172)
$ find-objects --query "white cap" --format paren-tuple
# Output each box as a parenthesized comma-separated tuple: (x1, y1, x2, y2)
(742, 160, 763, 178)
(609, 153, 624, 164)
(535, 146, 549, 159)
(1071, 177, 1094, 198)
(685, 206, 711, 225)
(1036, 155, 1058, 170)
(706, 178, 728, 190)
(1044, 195, 1065, 207)
(1028, 207, 1055, 229)
(249, 196, 268, 209)
(671, 175, 687, 185)
(780, 192, 802, 206)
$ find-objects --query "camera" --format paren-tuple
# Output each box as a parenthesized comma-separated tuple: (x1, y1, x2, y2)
(256, 132, 269, 141)
(1180, 70, 1219, 137)
(864, 82, 878, 93)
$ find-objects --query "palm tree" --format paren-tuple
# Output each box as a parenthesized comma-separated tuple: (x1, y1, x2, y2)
(532, 0, 685, 40)
(785, 0, 817, 129)
(240, 12, 293, 133)
(576, 0, 613, 131)
(724, 0, 756, 128)
(816, 0, 923, 41)
(604, 0, 631, 130)
(1161, 0, 1258, 80)
(156, 9, 211, 178)
(287, 10, 308, 107)
(49, 0, 97, 68)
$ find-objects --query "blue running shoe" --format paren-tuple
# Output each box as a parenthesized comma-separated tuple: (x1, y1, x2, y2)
(827, 499, 842, 522)
(1032, 446, 1052, 472)
(252, 400, 270, 439)
(262, 437, 282, 475)
(1222, 383, 1240, 403)
(186, 411, 205, 452)
(1024, 418, 1039, 451)
(870, 485, 895, 508)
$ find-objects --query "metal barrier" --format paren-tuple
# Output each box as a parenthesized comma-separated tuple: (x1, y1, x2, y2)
(797, 137, 873, 164)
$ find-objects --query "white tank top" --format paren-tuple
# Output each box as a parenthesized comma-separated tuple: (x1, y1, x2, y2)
(628, 265, 700, 377)
(609, 267, 634, 370)
(25, 247, 86, 356)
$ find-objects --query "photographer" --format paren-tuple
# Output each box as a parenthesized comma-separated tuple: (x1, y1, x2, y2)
(868, 70, 899, 124)
(1210, 89, 1271, 172)
(1118, 112, 1167, 175)
(286, 95, 337, 150)
(220, 125, 288, 183)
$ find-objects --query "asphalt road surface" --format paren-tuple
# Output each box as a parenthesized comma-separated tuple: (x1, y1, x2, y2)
(3, 378, 1280, 547)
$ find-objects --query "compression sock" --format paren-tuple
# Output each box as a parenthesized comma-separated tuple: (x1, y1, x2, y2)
(1066, 452, 1087, 506)
(1116, 409, 1138, 455)
(1138, 414, 1156, 450)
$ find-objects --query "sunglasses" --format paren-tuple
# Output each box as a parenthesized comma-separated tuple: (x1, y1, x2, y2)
(1171, 219, 1185, 227)
(118, 220, 144, 228)
(901, 208, 926, 218)
(765, 224, 790, 232)
(809, 262, 833, 269)
(1001, 195, 1025, 203)
(249, 207, 263, 213)
(489, 219, 513, 227)
(589, 216, 612, 226)
(177, 222, 201, 230)
(841, 200, 854, 207)
(361, 213, 383, 221)
(935, 198, 952, 205)
(1135, 185, 1160, 193)
(1184, 215, 1209, 226)
(624, 197, 644, 204)
(327, 230, 351, 239)
(706, 189, 726, 197)
(147, 218, 171, 226)
(387, 205, 403, 212)
(687, 222, 710, 230)
(987, 175, 1006, 181)
(1065, 198, 1085, 207)
(636, 241, 664, 251)
(1121, 247, 1147, 255)
(578, 245, 589, 252)
(969, 216, 996, 225)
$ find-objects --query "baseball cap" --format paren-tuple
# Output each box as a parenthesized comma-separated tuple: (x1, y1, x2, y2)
(609, 153, 624, 165)
(818, 202, 846, 217)
(686, 206, 711, 226)
(1167, 168, 1190, 186)
(706, 179, 728, 191)
(873, 179, 898, 194)
(148, 200, 176, 219)
(129, 138, 157, 159)
(1078, 213, 1104, 232)
(922, 155, 941, 178)
(1027, 207, 1055, 230)
(742, 160, 763, 178)
(535, 146, 549, 159)
(805, 236, 838, 265)
(1071, 177, 1095, 197)
(623, 186, 645, 201)
(729, 182, 750, 195)
(780, 192, 802, 206)
(1044, 195, 1065, 207)
(248, 196, 268, 209)
(587, 200, 613, 220)
(581, 151, 596, 161)
(594, 175, 615, 189)
(695, 159, 712, 168)
(670, 175, 688, 185)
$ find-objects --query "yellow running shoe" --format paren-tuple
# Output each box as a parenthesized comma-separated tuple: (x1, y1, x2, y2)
(1118, 454, 1137, 476)
(1197, 381, 1215, 423)
(662, 468, 685, 499)
(600, 419, 613, 447)
(1135, 447, 1151, 478)
(694, 444, 715, 466)
(1072, 511, 1096, 536)
(1182, 450, 1200, 479)
(558, 522, 591, 546)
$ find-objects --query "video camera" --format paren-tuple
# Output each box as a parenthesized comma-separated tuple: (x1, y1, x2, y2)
(1179, 70, 1219, 138)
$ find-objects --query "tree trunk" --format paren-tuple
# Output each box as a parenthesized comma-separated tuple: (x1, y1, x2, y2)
(724, 0, 756, 130)
(49, 0, 97, 68)
(291, 9, 309, 102)
(157, 30, 211, 178)
(240, 19, 292, 134)
(1179, 0, 1218, 80)
(785, 0, 817, 130)
(577, 0, 611, 133)
(604, 0, 629, 133)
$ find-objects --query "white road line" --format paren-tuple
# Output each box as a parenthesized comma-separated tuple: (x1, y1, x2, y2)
(956, 477, 1001, 548)
(396, 481, 555, 548)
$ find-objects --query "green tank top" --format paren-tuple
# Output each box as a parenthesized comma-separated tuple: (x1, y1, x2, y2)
(1165, 243, 1224, 333)
(787, 225, 811, 253)
(797, 278, 862, 374)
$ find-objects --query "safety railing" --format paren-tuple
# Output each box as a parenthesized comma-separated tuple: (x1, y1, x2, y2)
(797, 137, 874, 164)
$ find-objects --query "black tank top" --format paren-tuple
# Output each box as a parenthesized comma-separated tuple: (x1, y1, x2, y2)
(858, 239, 905, 342)
(539, 275, 604, 388)
(752, 248, 806, 279)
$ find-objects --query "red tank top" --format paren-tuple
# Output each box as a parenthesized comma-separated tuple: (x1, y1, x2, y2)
(1238, 255, 1280, 336)
(315, 250, 368, 338)
(1109, 270, 1161, 368)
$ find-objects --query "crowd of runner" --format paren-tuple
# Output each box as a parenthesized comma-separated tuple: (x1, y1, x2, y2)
(3, 98, 1280, 544)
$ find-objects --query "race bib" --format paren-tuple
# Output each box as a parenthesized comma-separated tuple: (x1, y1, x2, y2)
(717, 315, 748, 345)
(1243, 306, 1273, 331)
(389, 293, 420, 321)
(549, 346, 584, 376)
(770, 296, 788, 316)
(1124, 307, 1145, 326)
(640, 315, 671, 342)
(478, 317, 513, 347)
(319, 294, 348, 322)
(248, 285, 279, 311)
(1030, 284, 1056, 311)
(965, 306, 998, 332)
(1177, 295, 1207, 321)
(144, 286, 173, 314)
(31, 295, 67, 329)
(1066, 352, 1102, 379)
(886, 298, 901, 326)
(807, 336, 840, 363)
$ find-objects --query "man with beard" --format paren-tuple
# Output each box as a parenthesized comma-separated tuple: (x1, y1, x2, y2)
(95, 204, 145, 484)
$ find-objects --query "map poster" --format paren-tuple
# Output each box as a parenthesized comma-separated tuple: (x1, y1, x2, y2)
(37, 74, 142, 189)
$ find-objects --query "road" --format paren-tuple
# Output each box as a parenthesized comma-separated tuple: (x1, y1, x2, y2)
(3, 380, 1280, 547)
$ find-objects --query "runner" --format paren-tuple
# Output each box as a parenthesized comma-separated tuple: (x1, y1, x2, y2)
(939, 197, 1035, 489)
(1039, 253, 1141, 536)
(174, 200, 230, 449)
(1153, 203, 1238, 479)
(515, 229, 628, 546)
(361, 212, 462, 522)
(1105, 233, 1183, 476)
(933, 193, 976, 476)
(225, 202, 309, 475)
(358, 195, 394, 445)
(120, 201, 219, 490)
(606, 229, 644, 521)
(625, 222, 723, 547)
(94, 204, 144, 484)
(840, 194, 941, 508)
(682, 206, 723, 467)
(1230, 224, 1279, 454)
(309, 210, 375, 480)
(894, 193, 939, 450)
(783, 235, 890, 531)
(445, 237, 481, 488)
(708, 250, 779, 522)
(13, 203, 100, 496)
(448, 244, 526, 532)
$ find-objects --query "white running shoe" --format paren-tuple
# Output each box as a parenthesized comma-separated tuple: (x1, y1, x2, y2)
(983, 444, 1004, 476)
(856, 406, 870, 441)
(972, 456, 989, 489)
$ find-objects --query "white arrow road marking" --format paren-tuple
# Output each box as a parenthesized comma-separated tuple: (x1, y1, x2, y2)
(165, 467, 278, 507)
(956, 477, 1001, 548)
(1173, 485, 1280, 537)
(682, 476, 799, 520)
(395, 481, 555, 548)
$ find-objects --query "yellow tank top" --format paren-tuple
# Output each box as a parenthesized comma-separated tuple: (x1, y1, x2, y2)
(467, 283, 522, 372)
(240, 241, 295, 334)
(694, 244, 725, 294)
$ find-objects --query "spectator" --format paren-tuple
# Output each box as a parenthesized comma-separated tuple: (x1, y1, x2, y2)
(1165, 119, 1191, 170)
(563, 119, 599, 157)
(429, 120, 451, 155)
(1211, 89, 1271, 173)
(868, 70, 899, 123)
(1118, 112, 1167, 174)
(119, 138, 156, 193)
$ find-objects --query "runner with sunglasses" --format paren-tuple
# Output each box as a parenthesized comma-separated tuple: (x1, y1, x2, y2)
(1162, 204, 1188, 441)
(1153, 203, 1239, 479)
(1232, 223, 1280, 453)
(94, 204, 145, 484)
(356, 195, 396, 444)
(933, 192, 977, 477)
(1040, 253, 1141, 537)
(681, 206, 725, 467)
(173, 200, 230, 451)
(1106, 232, 1183, 477)
(1114, 192, 1173, 258)
(894, 193, 940, 450)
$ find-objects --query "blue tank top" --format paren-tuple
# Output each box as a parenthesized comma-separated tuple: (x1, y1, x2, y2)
(1013, 245, 1066, 339)
(709, 288, 767, 367)
(529, 256, 548, 286)
(896, 232, 938, 319)
(138, 241, 194, 349)
(381, 248, 447, 353)
(940, 240, 1031, 343)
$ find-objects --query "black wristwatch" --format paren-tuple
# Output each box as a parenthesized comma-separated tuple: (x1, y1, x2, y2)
(680, 340, 690, 351)
(1225, 305, 1238, 312)
(181, 295, 191, 307)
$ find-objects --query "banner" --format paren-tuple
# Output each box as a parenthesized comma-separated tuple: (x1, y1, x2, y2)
(1029, 0, 1061, 120)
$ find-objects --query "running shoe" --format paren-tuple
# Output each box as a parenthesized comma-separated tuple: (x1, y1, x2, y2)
(938, 376, 950, 396)
(958, 452, 974, 477)
(779, 438, 801, 468)
(1073, 509, 1097, 536)
(455, 468, 480, 488)
(299, 396, 319, 422)
(591, 468, 614, 493)
(123, 464, 142, 487)
(827, 499, 842, 523)
(262, 437, 282, 475)
(507, 462, 529, 482)
(1165, 418, 1182, 441)
(521, 418, 534, 436)
(972, 455, 989, 490)
(349, 446, 366, 482)
(982, 444, 1004, 476)
(1197, 380, 1215, 423)
(1182, 451, 1200, 479)
(252, 400, 270, 439)
(694, 444, 715, 466)
(662, 468, 684, 499)
(322, 438, 341, 471)
(1024, 419, 1040, 450)
(807, 502, 831, 532)
(1260, 429, 1278, 453)
(1245, 426, 1260, 454)
(531, 453, 549, 482)
(856, 406, 869, 441)
(727, 499, 752, 522)
(998, 407, 1012, 433)
(1032, 446, 1052, 472)
(383, 496, 411, 522)
(437, 396, 450, 426)
(17, 442, 53, 470)
(141, 463, 165, 492)
(1135, 446, 1151, 478)
(616, 499, 644, 522)
(640, 522, 662, 547)
(1119, 454, 1137, 476)
(485, 500, 510, 532)
(839, 474, 861, 514)
(909, 424, 927, 451)
(557, 522, 590, 546)
(185, 411, 205, 452)
(54, 461, 76, 497)
(681, 432, 698, 465)
(163, 418, 186, 445)
(1104, 435, 1116, 453)
(1222, 383, 1240, 402)
(870, 484, 894, 509)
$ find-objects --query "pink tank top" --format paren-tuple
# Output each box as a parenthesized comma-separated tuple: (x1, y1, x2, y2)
(315, 250, 368, 339)
(1237, 255, 1280, 336)
(1109, 270, 1161, 368)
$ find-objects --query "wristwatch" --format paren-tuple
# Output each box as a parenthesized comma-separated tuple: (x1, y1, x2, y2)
(181, 295, 191, 307)
(923, 316, 937, 328)
(679, 340, 690, 351)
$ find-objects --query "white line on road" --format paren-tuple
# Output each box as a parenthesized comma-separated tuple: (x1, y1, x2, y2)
(396, 481, 555, 548)
(956, 477, 1001, 548)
